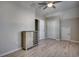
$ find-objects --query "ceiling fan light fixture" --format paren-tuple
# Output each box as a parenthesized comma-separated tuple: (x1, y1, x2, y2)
(47, 3, 53, 7)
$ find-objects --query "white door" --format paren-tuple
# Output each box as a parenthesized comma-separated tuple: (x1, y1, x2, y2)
(47, 16, 60, 40)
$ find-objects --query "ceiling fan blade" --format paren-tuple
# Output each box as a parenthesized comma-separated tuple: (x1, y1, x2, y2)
(43, 6, 47, 9)
(52, 5, 56, 8)
(53, 1, 62, 4)
(39, 5, 44, 8)
(38, 3, 47, 5)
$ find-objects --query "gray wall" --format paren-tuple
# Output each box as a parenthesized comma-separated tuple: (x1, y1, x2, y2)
(0, 2, 35, 56)
(46, 7, 79, 41)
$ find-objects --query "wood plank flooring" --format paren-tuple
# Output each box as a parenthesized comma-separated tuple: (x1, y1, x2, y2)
(4, 39, 79, 57)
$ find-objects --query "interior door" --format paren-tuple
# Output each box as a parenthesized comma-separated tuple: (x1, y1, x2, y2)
(46, 16, 60, 40)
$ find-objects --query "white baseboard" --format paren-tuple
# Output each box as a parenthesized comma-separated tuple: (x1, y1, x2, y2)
(56, 39, 61, 40)
(66, 40, 79, 43)
(0, 48, 21, 57)
(46, 38, 79, 43)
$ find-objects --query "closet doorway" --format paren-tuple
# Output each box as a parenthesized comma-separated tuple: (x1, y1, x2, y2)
(34, 19, 39, 46)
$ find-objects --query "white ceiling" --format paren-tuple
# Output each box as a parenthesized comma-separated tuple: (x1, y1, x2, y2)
(37, 1, 79, 16)
(14, 1, 79, 16)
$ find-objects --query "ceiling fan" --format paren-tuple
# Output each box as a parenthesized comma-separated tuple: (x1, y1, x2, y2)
(38, 1, 61, 10)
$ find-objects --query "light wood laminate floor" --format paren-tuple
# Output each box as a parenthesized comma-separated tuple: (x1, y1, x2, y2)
(4, 39, 79, 57)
